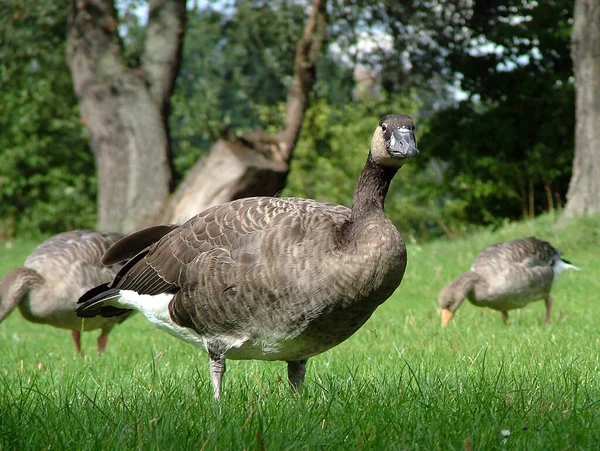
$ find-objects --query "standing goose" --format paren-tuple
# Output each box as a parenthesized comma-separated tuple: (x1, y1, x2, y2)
(439, 237, 579, 327)
(0, 230, 128, 354)
(77, 114, 419, 399)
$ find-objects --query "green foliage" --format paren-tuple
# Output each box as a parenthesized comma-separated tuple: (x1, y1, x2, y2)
(169, 1, 308, 183)
(448, 0, 573, 103)
(169, 0, 355, 183)
(1, 214, 599, 449)
(0, 1, 96, 238)
(118, 0, 148, 68)
(421, 92, 574, 226)
(419, 0, 575, 228)
(169, 0, 577, 236)
(0, 0, 581, 240)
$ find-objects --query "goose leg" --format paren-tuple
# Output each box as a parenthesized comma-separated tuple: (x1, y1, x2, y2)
(71, 330, 82, 353)
(97, 333, 109, 356)
(501, 311, 509, 326)
(287, 359, 308, 391)
(97, 324, 115, 356)
(209, 354, 226, 400)
(544, 296, 552, 324)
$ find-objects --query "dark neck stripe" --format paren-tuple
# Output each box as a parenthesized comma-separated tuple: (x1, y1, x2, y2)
(351, 152, 398, 219)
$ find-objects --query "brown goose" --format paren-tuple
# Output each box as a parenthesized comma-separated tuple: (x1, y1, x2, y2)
(77, 114, 418, 399)
(439, 237, 579, 327)
(0, 230, 128, 354)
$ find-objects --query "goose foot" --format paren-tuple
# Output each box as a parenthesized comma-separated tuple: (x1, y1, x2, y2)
(501, 311, 509, 326)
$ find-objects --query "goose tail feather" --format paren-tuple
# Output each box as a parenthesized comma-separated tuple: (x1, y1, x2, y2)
(77, 283, 129, 318)
(553, 258, 580, 277)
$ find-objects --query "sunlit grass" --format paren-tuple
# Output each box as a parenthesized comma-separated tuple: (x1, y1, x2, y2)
(1, 213, 599, 449)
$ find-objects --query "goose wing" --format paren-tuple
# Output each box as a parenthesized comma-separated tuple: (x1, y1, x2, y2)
(24, 230, 123, 312)
(470, 237, 556, 302)
(108, 197, 351, 334)
(26, 231, 123, 272)
(471, 237, 558, 273)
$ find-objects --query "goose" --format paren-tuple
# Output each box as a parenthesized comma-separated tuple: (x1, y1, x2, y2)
(439, 237, 579, 327)
(0, 230, 128, 354)
(76, 114, 419, 399)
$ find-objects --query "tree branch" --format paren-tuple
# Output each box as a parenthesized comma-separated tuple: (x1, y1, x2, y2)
(278, 0, 327, 161)
(67, 0, 127, 97)
(142, 0, 187, 112)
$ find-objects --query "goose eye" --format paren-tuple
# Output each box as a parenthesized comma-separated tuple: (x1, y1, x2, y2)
(381, 123, 387, 132)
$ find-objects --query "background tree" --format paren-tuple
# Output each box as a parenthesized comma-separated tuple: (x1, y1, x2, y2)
(168, 1, 353, 184)
(563, 0, 600, 217)
(66, 0, 326, 233)
(66, 0, 185, 233)
(161, 0, 327, 223)
(2, 0, 590, 240)
(416, 0, 575, 230)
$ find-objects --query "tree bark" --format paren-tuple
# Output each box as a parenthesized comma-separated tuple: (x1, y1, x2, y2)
(67, 0, 326, 230)
(66, 0, 185, 233)
(166, 138, 289, 222)
(277, 0, 327, 161)
(563, 0, 600, 217)
(161, 0, 327, 223)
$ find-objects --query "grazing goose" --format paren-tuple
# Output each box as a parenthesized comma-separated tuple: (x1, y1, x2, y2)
(77, 114, 419, 399)
(439, 237, 579, 327)
(0, 230, 128, 354)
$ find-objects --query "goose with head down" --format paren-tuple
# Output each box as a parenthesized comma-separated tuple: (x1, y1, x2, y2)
(439, 237, 579, 327)
(77, 114, 419, 399)
(0, 230, 128, 354)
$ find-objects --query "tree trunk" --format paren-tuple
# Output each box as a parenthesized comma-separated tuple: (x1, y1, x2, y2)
(563, 0, 600, 217)
(166, 137, 289, 222)
(66, 0, 185, 233)
(67, 0, 326, 231)
(160, 0, 327, 223)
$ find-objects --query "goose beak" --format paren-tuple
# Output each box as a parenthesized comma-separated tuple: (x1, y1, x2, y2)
(441, 309, 453, 327)
(390, 127, 419, 159)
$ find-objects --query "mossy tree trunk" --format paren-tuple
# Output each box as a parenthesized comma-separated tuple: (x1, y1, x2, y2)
(564, 0, 600, 217)
(66, 0, 185, 233)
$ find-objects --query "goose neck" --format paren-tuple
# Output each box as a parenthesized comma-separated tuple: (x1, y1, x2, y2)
(351, 152, 398, 221)
(0, 268, 43, 320)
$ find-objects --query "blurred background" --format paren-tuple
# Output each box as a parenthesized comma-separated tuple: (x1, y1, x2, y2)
(0, 0, 596, 242)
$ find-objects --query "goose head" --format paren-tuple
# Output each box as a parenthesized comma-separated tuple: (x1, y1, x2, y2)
(370, 114, 419, 168)
(438, 273, 479, 327)
(439, 283, 463, 328)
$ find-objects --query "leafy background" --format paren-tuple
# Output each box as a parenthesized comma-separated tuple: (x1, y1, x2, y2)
(0, 0, 576, 241)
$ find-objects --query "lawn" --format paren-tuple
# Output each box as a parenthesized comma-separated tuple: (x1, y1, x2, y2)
(1, 213, 599, 450)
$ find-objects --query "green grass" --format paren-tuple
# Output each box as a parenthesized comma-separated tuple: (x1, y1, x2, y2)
(1, 213, 600, 449)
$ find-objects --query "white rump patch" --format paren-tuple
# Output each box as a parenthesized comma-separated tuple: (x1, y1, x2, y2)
(116, 290, 206, 349)
(552, 259, 580, 280)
